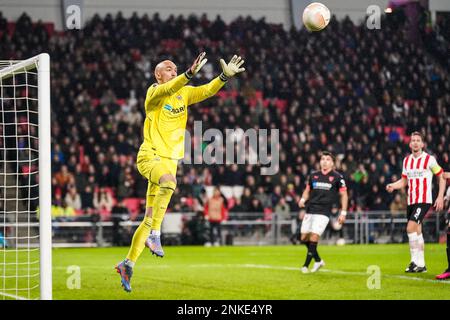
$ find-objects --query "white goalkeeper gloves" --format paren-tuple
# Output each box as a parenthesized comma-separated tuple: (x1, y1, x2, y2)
(220, 55, 245, 80)
(186, 52, 208, 79)
(186, 53, 246, 81)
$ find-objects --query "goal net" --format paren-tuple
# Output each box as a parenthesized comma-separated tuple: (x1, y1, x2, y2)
(0, 54, 52, 300)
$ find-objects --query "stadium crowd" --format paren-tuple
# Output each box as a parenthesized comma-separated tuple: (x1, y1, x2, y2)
(1, 9, 449, 222)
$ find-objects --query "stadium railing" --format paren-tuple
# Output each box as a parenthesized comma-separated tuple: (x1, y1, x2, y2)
(27, 210, 447, 248)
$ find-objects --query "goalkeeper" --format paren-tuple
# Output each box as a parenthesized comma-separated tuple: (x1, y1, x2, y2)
(115, 52, 245, 292)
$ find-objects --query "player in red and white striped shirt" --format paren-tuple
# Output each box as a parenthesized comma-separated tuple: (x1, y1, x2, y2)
(386, 132, 446, 273)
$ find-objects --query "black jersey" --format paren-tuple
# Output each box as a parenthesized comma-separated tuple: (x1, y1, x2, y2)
(305, 170, 347, 216)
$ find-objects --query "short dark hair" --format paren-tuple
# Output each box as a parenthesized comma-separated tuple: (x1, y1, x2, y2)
(411, 131, 424, 141)
(320, 151, 335, 162)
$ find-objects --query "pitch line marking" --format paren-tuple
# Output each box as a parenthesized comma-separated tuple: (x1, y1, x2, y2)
(188, 263, 450, 285)
(52, 263, 450, 285)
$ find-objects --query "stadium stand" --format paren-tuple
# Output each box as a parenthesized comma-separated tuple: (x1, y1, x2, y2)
(1, 10, 449, 222)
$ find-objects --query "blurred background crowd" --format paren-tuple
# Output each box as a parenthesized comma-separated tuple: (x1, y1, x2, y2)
(0, 8, 449, 224)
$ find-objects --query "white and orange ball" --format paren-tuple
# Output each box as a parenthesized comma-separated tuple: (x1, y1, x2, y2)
(302, 2, 331, 32)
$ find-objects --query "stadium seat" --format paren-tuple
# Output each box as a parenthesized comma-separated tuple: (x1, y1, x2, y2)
(205, 186, 215, 198)
(219, 186, 234, 199)
(232, 186, 244, 199)
(161, 212, 183, 234)
(122, 198, 142, 220)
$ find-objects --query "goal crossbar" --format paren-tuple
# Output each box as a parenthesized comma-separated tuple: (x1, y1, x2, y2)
(0, 56, 42, 81)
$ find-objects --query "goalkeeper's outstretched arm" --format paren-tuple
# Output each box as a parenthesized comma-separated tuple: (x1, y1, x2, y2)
(145, 52, 207, 109)
(186, 55, 245, 106)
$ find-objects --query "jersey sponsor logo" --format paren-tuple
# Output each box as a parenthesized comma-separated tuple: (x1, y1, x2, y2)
(312, 181, 333, 190)
(163, 104, 185, 114)
(406, 170, 427, 178)
(170, 105, 185, 114)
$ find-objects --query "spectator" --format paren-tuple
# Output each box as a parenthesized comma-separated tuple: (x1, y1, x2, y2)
(285, 183, 299, 211)
(111, 200, 132, 246)
(117, 166, 136, 199)
(240, 187, 253, 211)
(204, 187, 228, 246)
(54, 165, 74, 194)
(390, 193, 406, 216)
(274, 197, 291, 221)
(270, 185, 283, 207)
(51, 193, 64, 219)
(183, 211, 209, 245)
(81, 185, 95, 212)
(64, 186, 82, 211)
(254, 186, 270, 209)
(248, 198, 264, 213)
(0, 231, 8, 248)
(93, 187, 114, 219)
(229, 197, 246, 215)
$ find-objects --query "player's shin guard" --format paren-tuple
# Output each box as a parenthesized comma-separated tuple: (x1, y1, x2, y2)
(407, 232, 419, 264)
(151, 180, 176, 231)
(126, 215, 153, 263)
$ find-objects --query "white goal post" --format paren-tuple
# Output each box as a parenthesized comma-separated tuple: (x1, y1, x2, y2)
(0, 54, 52, 300)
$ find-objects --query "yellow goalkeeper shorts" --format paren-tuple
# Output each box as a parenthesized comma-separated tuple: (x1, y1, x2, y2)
(136, 146, 178, 208)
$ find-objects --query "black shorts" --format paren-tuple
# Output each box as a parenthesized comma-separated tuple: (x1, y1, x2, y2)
(406, 204, 432, 224)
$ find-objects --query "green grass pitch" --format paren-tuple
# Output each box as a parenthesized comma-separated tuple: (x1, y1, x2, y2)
(47, 244, 450, 300)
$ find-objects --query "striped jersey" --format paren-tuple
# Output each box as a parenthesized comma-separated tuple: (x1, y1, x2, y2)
(401, 152, 443, 205)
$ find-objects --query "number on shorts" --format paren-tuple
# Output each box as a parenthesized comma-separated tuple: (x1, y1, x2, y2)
(414, 208, 421, 219)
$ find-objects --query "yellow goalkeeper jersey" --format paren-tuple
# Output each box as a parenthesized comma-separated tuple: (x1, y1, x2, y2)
(140, 73, 226, 160)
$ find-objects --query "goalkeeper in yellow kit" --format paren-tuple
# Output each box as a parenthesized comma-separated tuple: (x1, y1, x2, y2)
(115, 52, 245, 292)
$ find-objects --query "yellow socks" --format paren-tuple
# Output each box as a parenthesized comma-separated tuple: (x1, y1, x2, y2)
(126, 215, 152, 263)
(150, 180, 176, 231)
(125, 180, 175, 264)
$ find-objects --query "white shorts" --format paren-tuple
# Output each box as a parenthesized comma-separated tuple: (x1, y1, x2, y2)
(300, 213, 330, 236)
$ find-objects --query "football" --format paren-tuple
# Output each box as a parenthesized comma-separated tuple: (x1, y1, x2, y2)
(302, 2, 331, 32)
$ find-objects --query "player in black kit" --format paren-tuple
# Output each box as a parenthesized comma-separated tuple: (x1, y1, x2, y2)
(298, 151, 348, 273)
